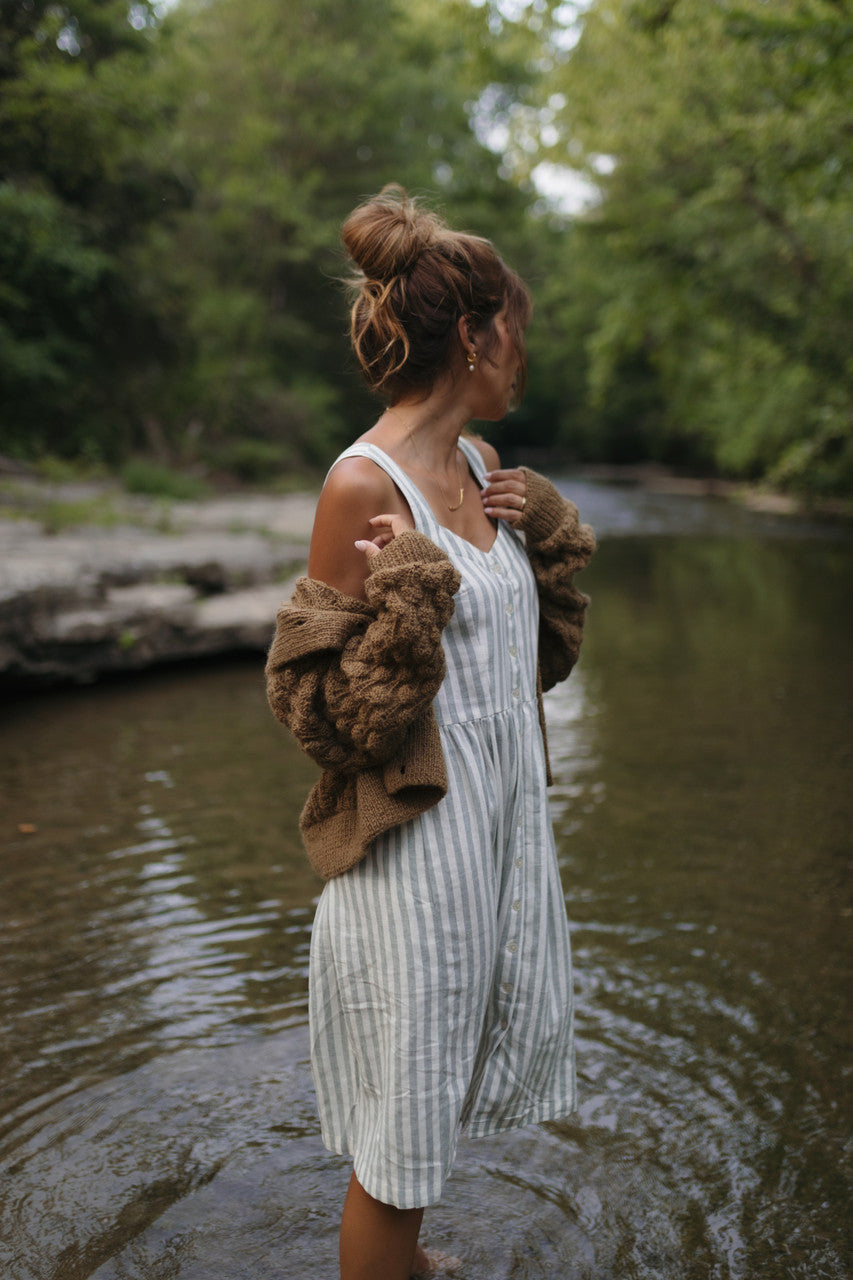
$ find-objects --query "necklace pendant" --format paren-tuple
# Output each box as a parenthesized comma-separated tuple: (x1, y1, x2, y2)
(405, 422, 467, 511)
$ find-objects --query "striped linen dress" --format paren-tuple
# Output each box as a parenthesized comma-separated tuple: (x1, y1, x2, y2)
(308, 438, 576, 1209)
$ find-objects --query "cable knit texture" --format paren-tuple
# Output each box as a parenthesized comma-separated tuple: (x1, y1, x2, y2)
(266, 531, 460, 878)
(266, 470, 595, 879)
(518, 467, 597, 691)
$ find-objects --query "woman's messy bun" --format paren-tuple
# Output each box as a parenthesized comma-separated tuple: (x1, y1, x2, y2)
(342, 183, 439, 282)
(341, 185, 531, 402)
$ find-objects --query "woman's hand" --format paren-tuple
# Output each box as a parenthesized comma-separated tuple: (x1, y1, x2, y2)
(481, 468, 528, 526)
(355, 512, 414, 560)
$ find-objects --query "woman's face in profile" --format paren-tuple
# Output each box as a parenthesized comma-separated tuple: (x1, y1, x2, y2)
(472, 304, 523, 421)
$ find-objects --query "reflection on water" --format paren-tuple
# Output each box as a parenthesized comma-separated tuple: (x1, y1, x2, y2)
(1, 520, 851, 1279)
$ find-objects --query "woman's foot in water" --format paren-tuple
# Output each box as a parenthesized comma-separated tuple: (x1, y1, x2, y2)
(410, 1245, 462, 1277)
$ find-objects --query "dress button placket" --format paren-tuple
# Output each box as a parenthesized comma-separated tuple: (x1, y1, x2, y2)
(505, 561, 520, 682)
(499, 543, 524, 1039)
(510, 807, 524, 985)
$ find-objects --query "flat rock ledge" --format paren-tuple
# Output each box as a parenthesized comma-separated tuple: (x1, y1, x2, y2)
(0, 488, 317, 689)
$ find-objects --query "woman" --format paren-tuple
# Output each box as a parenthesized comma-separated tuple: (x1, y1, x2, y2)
(266, 185, 595, 1279)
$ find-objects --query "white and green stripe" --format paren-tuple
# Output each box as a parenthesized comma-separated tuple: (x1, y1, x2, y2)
(308, 439, 575, 1209)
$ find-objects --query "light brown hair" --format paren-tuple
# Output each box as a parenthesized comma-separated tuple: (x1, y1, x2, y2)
(342, 185, 531, 403)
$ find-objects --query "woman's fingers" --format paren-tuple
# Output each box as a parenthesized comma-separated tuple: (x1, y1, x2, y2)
(354, 531, 393, 558)
(481, 468, 527, 525)
(368, 512, 413, 538)
(355, 511, 413, 557)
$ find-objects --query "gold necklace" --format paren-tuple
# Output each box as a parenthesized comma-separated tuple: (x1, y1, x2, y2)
(408, 428, 465, 511)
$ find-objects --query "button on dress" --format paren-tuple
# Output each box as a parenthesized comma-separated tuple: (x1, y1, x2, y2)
(308, 439, 576, 1209)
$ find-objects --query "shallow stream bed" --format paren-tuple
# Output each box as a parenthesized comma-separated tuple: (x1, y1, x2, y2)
(1, 482, 851, 1279)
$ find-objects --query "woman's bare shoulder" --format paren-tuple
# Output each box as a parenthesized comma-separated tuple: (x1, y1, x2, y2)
(322, 453, 398, 506)
(315, 455, 402, 529)
(468, 436, 501, 472)
(307, 455, 402, 598)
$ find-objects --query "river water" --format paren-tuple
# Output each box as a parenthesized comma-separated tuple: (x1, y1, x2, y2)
(1, 482, 851, 1280)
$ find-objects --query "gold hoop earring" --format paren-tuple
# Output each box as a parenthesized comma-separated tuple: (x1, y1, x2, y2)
(467, 352, 476, 372)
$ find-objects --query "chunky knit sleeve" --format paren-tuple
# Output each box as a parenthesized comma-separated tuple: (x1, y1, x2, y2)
(519, 467, 596, 692)
(265, 530, 461, 772)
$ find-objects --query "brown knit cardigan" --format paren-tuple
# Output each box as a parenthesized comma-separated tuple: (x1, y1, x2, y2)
(265, 468, 595, 879)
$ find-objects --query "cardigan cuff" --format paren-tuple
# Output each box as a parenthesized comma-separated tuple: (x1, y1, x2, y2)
(366, 529, 454, 573)
(365, 530, 462, 618)
(518, 468, 578, 544)
(519, 468, 595, 559)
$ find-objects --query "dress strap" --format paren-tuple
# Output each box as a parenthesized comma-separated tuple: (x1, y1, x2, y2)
(457, 435, 488, 487)
(327, 443, 438, 536)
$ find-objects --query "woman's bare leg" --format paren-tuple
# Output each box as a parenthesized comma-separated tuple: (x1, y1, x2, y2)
(339, 1171, 425, 1280)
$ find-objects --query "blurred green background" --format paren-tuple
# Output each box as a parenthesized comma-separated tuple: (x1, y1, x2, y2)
(1, 0, 850, 495)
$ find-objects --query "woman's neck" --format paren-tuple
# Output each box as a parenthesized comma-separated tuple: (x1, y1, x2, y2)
(382, 397, 470, 470)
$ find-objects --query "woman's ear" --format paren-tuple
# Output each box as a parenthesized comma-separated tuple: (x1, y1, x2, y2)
(457, 314, 475, 352)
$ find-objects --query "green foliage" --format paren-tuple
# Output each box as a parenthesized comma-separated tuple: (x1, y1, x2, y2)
(136, 0, 534, 463)
(534, 0, 853, 490)
(0, 182, 111, 452)
(206, 440, 290, 484)
(121, 459, 207, 500)
(0, 0, 535, 470)
(0, 0, 183, 462)
(40, 495, 120, 534)
(2, 0, 850, 495)
(33, 454, 108, 483)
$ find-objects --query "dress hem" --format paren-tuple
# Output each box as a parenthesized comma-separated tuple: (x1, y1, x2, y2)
(463, 1091, 577, 1140)
(319, 1091, 578, 1209)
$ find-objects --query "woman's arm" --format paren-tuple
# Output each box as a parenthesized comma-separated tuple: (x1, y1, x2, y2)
(308, 456, 412, 600)
(267, 481, 460, 771)
(323, 530, 460, 762)
(518, 468, 596, 690)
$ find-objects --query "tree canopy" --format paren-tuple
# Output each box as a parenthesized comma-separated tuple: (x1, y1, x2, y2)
(531, 0, 853, 490)
(1, 0, 850, 494)
(0, 0, 177, 459)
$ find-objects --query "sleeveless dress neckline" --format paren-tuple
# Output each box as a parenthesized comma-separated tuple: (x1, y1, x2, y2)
(330, 437, 501, 558)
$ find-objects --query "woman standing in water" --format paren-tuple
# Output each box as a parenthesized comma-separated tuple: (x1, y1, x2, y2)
(266, 186, 595, 1279)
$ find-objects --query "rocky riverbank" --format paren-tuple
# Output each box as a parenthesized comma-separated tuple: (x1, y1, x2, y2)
(0, 477, 318, 689)
(4, 462, 847, 692)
